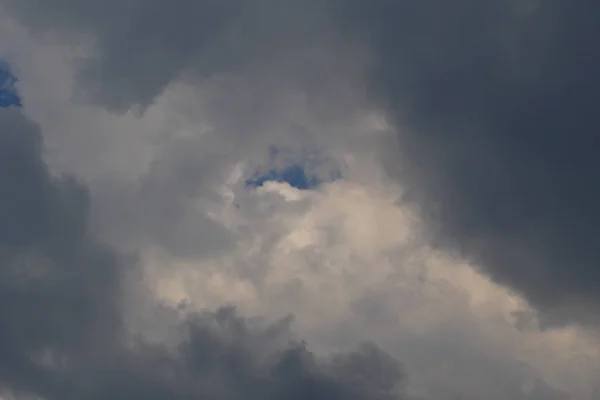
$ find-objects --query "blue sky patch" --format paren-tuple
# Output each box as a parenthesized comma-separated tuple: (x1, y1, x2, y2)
(0, 62, 22, 108)
(245, 164, 320, 190)
(247, 143, 343, 191)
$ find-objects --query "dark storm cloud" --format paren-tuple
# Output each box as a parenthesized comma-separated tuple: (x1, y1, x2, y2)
(334, 0, 600, 324)
(1, 0, 333, 111)
(0, 108, 408, 399)
(0, 107, 123, 396)
(56, 307, 407, 400)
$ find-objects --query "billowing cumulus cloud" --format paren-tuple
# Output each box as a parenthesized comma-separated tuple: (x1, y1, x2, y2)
(0, 107, 409, 400)
(1, 1, 600, 399)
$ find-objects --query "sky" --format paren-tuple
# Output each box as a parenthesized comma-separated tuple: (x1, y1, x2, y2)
(0, 63, 21, 107)
(0, 1, 599, 399)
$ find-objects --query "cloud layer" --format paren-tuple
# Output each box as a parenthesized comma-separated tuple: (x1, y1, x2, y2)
(1, 1, 600, 399)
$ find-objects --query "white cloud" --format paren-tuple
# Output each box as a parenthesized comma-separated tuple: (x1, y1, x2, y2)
(142, 153, 600, 399)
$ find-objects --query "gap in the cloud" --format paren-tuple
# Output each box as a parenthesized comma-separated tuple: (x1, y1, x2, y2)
(245, 146, 342, 190)
(0, 62, 22, 108)
(245, 164, 320, 190)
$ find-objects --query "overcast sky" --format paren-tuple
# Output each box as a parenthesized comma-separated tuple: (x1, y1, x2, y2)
(0, 1, 599, 399)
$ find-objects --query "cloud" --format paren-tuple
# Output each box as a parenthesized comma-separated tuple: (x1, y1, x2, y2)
(0, 0, 350, 112)
(144, 174, 600, 398)
(0, 107, 122, 397)
(2, 1, 600, 398)
(0, 107, 411, 400)
(0, 66, 409, 399)
(333, 1, 600, 324)
(0, 0, 368, 262)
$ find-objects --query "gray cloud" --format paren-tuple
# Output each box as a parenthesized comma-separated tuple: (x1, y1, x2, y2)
(0, 0, 366, 262)
(0, 108, 409, 399)
(1, 0, 337, 112)
(2, 1, 600, 396)
(91, 134, 236, 259)
(0, 108, 123, 396)
(71, 307, 407, 400)
(333, 0, 600, 325)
